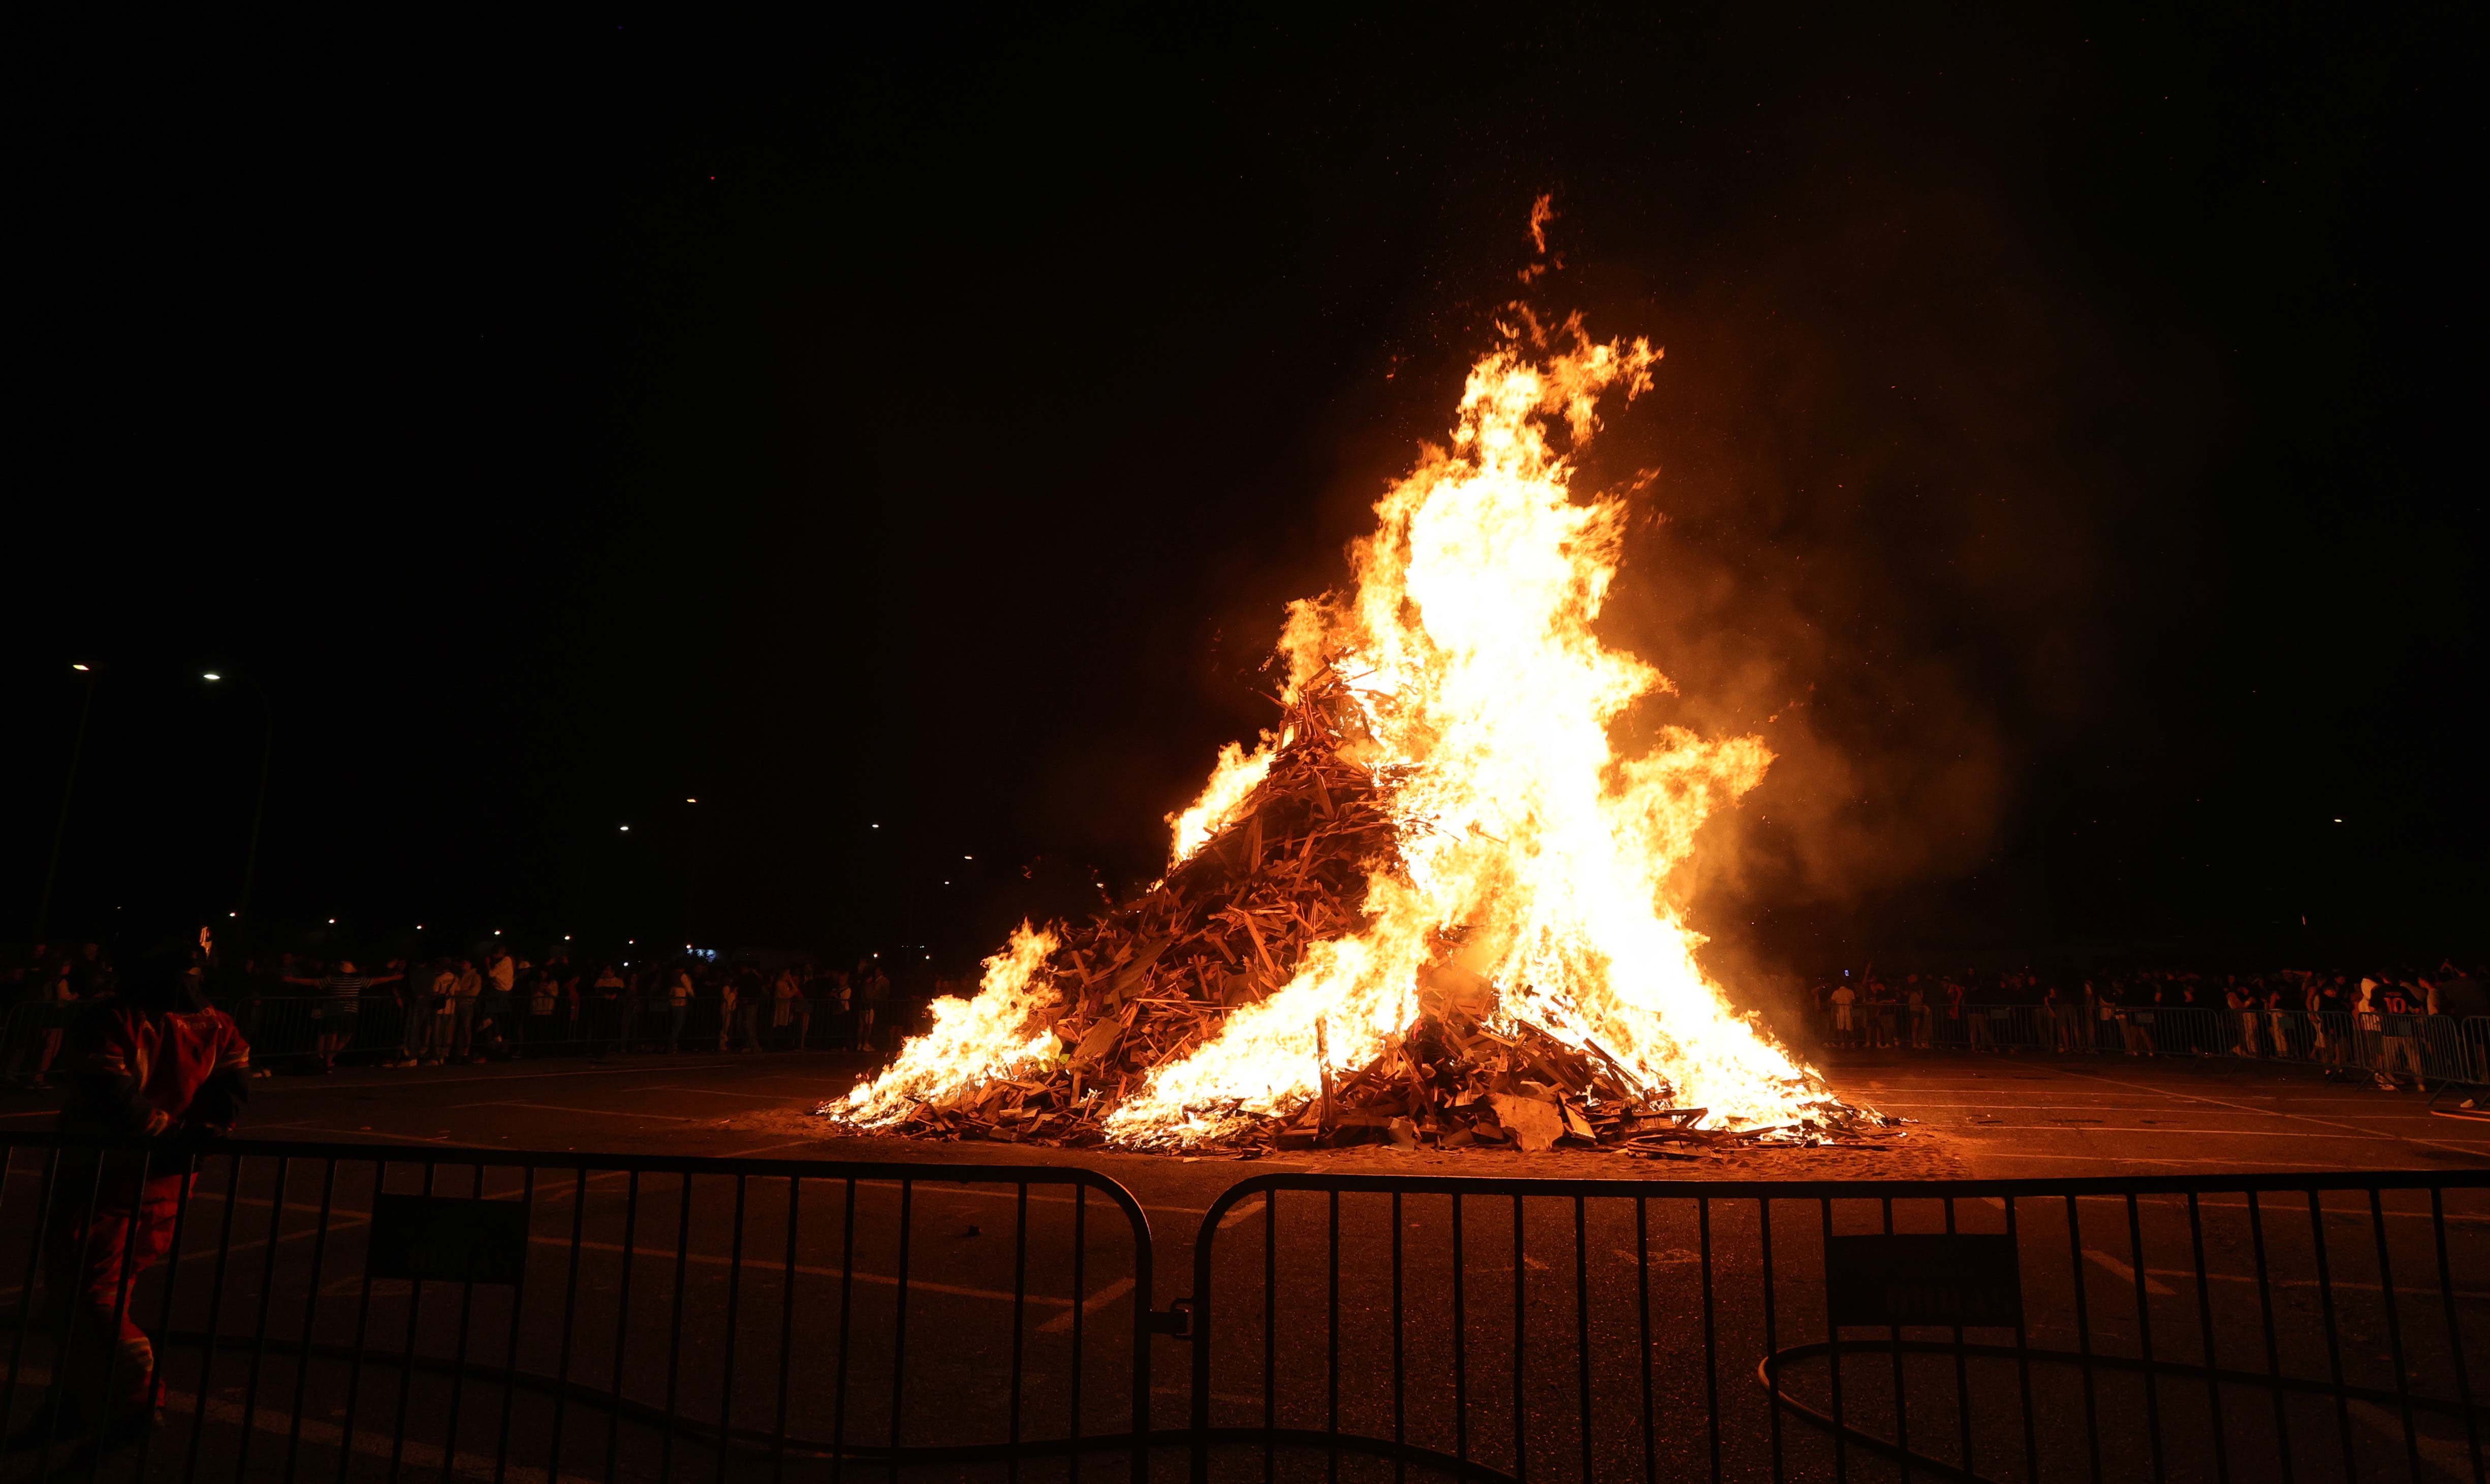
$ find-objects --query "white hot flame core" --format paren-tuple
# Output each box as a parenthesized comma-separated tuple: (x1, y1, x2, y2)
(842, 924, 1058, 1121)
(1167, 739, 1276, 865)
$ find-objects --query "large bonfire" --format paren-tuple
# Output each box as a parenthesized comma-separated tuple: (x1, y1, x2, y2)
(822, 306, 1871, 1155)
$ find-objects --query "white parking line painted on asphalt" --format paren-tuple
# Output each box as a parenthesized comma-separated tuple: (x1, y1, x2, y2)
(2081, 1247, 2176, 1294)
(1036, 1275, 1134, 1333)
(2056, 1066, 2490, 1162)
(446, 1100, 709, 1121)
(7, 1362, 601, 1484)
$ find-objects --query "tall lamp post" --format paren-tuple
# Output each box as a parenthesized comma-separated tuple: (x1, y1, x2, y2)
(33, 661, 100, 942)
(203, 672, 276, 925)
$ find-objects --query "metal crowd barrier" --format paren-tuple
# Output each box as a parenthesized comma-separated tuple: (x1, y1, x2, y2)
(1823, 1004, 2490, 1085)
(0, 1133, 1158, 1482)
(6, 1133, 2484, 1481)
(1184, 1170, 2490, 1483)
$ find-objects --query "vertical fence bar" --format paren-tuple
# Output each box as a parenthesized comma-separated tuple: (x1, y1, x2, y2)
(384, 1159, 440, 1484)
(439, 1163, 488, 1482)
(187, 1150, 251, 1480)
(1391, 1189, 1406, 1484)
(1069, 1183, 1085, 1484)
(335, 1158, 390, 1484)
(2366, 1187, 2423, 1480)
(772, 1178, 800, 1484)
(491, 1166, 537, 1484)
(1572, 1195, 1591, 1484)
(1512, 1194, 1528, 1483)
(2004, 1196, 2040, 1483)
(1265, 1188, 1277, 1484)
(1819, 1197, 1847, 1484)
(2305, 1188, 2358, 1481)
(2427, 1186, 2482, 1483)
(1, 1146, 65, 1435)
(2125, 1192, 2167, 1484)
(1696, 1197, 1720, 1484)
(1758, 1197, 1784, 1484)
(1638, 1199, 1656, 1484)
(1943, 1196, 1973, 1478)
(1007, 1181, 1027, 1484)
(714, 1173, 751, 1484)
(36, 1150, 105, 1459)
(279, 1158, 339, 1484)
(1453, 1193, 1469, 1472)
(547, 1169, 589, 1484)
(658, 1171, 695, 1481)
(888, 1178, 914, 1484)
(2063, 1191, 2104, 1483)
(83, 1146, 157, 1484)
(2245, 1189, 2297, 1484)
(133, 1151, 201, 1484)
(231, 1153, 292, 1479)
(1329, 1188, 1341, 1481)
(829, 1178, 856, 1484)
(603, 1170, 642, 1484)
(1880, 1195, 1910, 1482)
(2183, 1192, 2232, 1484)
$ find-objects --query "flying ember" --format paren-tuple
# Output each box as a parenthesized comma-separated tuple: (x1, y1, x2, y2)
(823, 309, 1863, 1153)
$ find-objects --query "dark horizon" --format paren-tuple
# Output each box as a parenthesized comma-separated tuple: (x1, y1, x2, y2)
(6, 7, 2479, 980)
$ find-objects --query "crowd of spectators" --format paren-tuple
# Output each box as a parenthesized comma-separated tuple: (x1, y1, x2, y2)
(0, 938, 909, 1083)
(1812, 962, 2490, 1091)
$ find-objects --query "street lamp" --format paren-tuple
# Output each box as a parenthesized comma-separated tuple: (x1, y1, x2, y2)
(34, 661, 101, 941)
(202, 671, 277, 924)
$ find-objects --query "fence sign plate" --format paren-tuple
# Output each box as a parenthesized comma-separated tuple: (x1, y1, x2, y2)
(368, 1193, 529, 1283)
(1826, 1234, 2021, 1328)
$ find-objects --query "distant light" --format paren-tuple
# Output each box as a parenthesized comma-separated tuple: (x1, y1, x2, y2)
(870, 823, 879, 829)
(494, 929, 502, 935)
(963, 855, 973, 861)
(416, 924, 423, 930)
(202, 672, 222, 681)
(2333, 818, 2343, 824)
(619, 825, 631, 832)
(685, 797, 697, 804)
(564, 934, 572, 940)
(328, 919, 336, 924)
(71, 663, 90, 672)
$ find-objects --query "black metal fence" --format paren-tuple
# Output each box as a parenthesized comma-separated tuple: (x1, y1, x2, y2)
(1185, 1171, 2490, 1482)
(1, 1134, 1157, 1482)
(1826, 1004, 2490, 1085)
(5, 1134, 2484, 1482)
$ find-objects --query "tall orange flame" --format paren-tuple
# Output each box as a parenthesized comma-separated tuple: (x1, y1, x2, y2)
(840, 316, 1823, 1145)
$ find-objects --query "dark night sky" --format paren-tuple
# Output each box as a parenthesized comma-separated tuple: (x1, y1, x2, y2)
(6, 6, 2479, 975)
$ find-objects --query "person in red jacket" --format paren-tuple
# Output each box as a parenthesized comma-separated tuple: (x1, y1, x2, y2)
(10, 935, 250, 1455)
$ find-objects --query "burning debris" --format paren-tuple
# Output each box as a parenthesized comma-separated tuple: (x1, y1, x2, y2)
(822, 307, 1883, 1155)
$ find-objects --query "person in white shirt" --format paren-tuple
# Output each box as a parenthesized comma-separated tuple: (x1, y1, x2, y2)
(667, 968, 696, 1053)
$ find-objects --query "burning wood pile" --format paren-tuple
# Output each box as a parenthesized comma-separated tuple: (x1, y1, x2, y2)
(821, 671, 1886, 1156)
(823, 297, 1884, 1155)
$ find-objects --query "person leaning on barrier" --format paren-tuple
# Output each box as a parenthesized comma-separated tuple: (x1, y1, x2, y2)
(7, 939, 250, 1457)
(2373, 976, 2429, 1092)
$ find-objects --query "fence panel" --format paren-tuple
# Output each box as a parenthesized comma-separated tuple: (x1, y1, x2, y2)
(0, 1134, 1156, 1483)
(1184, 1171, 2490, 1482)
